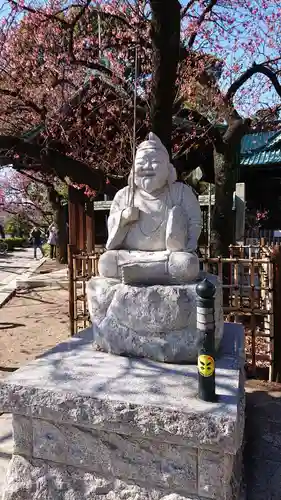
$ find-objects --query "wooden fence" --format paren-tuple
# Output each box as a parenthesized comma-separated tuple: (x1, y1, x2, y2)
(68, 244, 281, 382)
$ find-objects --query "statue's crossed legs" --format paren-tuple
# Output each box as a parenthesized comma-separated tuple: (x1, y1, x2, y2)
(98, 250, 199, 285)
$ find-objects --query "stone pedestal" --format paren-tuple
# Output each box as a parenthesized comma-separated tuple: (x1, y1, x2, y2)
(0, 323, 244, 500)
(87, 271, 224, 363)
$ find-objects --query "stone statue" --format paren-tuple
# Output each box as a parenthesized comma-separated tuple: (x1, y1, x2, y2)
(87, 133, 223, 363)
(99, 132, 202, 284)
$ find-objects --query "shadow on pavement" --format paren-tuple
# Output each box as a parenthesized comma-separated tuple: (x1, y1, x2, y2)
(0, 323, 25, 330)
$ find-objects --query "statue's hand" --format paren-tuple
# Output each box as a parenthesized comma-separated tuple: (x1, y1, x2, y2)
(121, 207, 140, 225)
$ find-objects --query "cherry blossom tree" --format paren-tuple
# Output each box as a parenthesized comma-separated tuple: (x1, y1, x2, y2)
(0, 0, 281, 254)
(0, 167, 69, 260)
(0, 169, 53, 227)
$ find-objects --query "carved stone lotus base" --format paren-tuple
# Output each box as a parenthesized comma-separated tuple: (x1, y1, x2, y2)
(86, 272, 224, 363)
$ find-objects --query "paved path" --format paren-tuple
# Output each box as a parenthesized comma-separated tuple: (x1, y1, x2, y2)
(0, 249, 46, 494)
(0, 248, 45, 306)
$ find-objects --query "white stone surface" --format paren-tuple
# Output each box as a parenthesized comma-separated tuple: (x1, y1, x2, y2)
(0, 324, 243, 450)
(0, 415, 13, 498)
(0, 323, 245, 500)
(87, 271, 224, 362)
(32, 418, 197, 492)
(98, 132, 202, 284)
(3, 455, 196, 500)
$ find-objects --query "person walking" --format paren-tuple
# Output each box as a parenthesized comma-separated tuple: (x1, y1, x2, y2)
(48, 223, 57, 260)
(30, 226, 44, 260)
(0, 223, 5, 239)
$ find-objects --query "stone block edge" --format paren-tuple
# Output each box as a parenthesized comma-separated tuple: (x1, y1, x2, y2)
(1, 382, 242, 452)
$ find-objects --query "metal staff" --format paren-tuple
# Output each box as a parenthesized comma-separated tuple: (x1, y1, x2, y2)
(130, 45, 138, 208)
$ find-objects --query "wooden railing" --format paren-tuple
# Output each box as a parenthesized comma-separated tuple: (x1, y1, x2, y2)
(68, 244, 281, 382)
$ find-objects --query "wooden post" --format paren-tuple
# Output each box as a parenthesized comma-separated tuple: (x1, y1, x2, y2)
(272, 245, 281, 381)
(85, 200, 95, 253)
(68, 185, 87, 252)
(77, 192, 86, 252)
(68, 186, 77, 247)
(235, 182, 245, 244)
(68, 244, 75, 336)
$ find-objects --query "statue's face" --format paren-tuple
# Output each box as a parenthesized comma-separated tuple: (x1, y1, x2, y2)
(134, 149, 169, 193)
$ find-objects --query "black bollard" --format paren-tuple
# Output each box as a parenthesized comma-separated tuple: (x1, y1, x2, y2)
(196, 278, 217, 402)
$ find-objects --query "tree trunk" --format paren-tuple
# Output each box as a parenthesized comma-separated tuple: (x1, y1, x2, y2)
(56, 204, 68, 264)
(211, 147, 237, 257)
(150, 0, 181, 155)
(211, 118, 249, 307)
(48, 187, 68, 264)
(211, 119, 249, 256)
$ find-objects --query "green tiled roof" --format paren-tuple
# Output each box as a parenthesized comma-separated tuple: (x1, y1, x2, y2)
(240, 130, 281, 167)
(268, 131, 281, 148)
(241, 148, 281, 166)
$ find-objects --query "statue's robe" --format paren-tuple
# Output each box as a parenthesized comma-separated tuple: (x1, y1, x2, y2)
(106, 182, 202, 256)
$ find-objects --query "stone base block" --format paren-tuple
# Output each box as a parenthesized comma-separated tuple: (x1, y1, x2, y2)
(86, 271, 224, 362)
(3, 453, 242, 500)
(0, 323, 245, 500)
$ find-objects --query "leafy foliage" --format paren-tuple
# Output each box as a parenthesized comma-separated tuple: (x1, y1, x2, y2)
(4, 213, 31, 237)
(0, 236, 26, 250)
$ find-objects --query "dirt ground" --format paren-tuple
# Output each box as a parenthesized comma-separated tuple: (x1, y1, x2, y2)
(0, 286, 69, 376)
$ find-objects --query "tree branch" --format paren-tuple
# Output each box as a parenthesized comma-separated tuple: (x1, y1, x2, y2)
(67, 1, 92, 65)
(15, 170, 54, 188)
(181, 0, 197, 19)
(187, 0, 218, 49)
(71, 58, 113, 75)
(0, 88, 45, 117)
(0, 135, 104, 190)
(90, 7, 132, 29)
(67, 3, 132, 76)
(8, 0, 70, 27)
(226, 63, 281, 101)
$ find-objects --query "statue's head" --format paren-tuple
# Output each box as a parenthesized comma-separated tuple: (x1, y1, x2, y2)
(129, 133, 177, 193)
